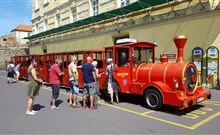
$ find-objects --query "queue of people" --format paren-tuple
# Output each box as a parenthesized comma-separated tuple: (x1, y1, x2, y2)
(22, 56, 119, 115)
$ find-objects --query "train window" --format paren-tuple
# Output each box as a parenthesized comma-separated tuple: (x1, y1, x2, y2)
(105, 48, 113, 63)
(93, 52, 103, 68)
(133, 47, 154, 66)
(86, 52, 91, 57)
(39, 56, 43, 68)
(63, 55, 67, 68)
(76, 53, 83, 67)
(117, 48, 129, 67)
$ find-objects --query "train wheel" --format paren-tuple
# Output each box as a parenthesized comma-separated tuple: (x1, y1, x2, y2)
(144, 89, 163, 110)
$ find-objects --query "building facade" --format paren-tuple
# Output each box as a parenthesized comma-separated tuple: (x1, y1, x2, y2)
(28, 0, 220, 86)
(32, 0, 136, 34)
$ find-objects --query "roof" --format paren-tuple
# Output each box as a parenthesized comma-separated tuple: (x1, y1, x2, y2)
(11, 25, 32, 33)
(26, 0, 174, 40)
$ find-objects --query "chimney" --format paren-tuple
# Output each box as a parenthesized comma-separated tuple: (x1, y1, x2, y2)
(173, 35, 187, 63)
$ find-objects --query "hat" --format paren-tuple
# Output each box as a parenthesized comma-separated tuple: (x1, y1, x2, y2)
(91, 61, 98, 67)
(55, 59, 62, 64)
(107, 58, 113, 63)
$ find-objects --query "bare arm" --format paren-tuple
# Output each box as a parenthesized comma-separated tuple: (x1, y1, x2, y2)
(31, 68, 43, 84)
(92, 71, 97, 83)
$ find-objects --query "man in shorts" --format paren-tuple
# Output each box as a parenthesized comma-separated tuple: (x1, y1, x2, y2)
(7, 61, 15, 84)
(82, 56, 97, 110)
(49, 59, 64, 110)
(106, 58, 119, 104)
(68, 55, 80, 108)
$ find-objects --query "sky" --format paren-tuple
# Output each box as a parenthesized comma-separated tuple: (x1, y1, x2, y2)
(0, 0, 32, 37)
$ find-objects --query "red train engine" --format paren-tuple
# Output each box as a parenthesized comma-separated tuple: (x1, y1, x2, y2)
(100, 35, 211, 110)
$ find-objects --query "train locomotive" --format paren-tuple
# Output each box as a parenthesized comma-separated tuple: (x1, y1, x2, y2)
(12, 35, 211, 110)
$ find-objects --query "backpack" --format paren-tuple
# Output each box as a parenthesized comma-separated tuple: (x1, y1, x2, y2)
(8, 65, 15, 72)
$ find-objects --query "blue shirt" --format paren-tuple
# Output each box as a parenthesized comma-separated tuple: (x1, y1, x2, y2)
(82, 63, 95, 83)
(15, 64, 20, 72)
(106, 63, 114, 83)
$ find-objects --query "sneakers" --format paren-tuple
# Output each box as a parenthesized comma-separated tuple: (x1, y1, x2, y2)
(31, 110, 38, 113)
(51, 106, 60, 110)
(26, 111, 36, 116)
(116, 100, 119, 104)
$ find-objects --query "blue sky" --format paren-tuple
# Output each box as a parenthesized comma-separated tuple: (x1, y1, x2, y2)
(0, 0, 32, 37)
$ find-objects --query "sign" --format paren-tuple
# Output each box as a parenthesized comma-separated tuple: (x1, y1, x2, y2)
(207, 47, 218, 57)
(192, 47, 203, 72)
(192, 47, 203, 85)
(207, 46, 219, 76)
(162, 54, 176, 59)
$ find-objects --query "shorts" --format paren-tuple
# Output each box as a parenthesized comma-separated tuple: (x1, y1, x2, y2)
(51, 84, 60, 99)
(15, 71, 20, 76)
(69, 80, 79, 94)
(7, 71, 14, 78)
(83, 83, 96, 96)
(108, 82, 118, 94)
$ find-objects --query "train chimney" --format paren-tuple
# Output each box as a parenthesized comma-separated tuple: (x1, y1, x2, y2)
(173, 35, 187, 63)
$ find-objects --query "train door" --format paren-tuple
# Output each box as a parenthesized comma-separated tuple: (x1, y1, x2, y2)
(19, 56, 25, 78)
(45, 54, 53, 83)
(53, 53, 64, 85)
(38, 55, 45, 81)
(76, 52, 84, 88)
(113, 46, 131, 93)
(92, 51, 106, 89)
(62, 53, 68, 86)
(66, 52, 76, 86)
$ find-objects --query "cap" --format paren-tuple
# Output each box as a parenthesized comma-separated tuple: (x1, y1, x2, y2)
(107, 58, 113, 63)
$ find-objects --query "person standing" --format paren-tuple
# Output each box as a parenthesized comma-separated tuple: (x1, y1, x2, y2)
(106, 58, 119, 104)
(91, 60, 103, 109)
(26, 58, 43, 115)
(82, 56, 96, 110)
(49, 59, 64, 110)
(7, 61, 15, 83)
(68, 55, 80, 108)
(15, 63, 21, 82)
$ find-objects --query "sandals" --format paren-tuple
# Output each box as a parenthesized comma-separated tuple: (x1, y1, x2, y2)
(72, 104, 80, 108)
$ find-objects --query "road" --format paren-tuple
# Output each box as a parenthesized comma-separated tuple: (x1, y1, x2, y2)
(0, 71, 220, 134)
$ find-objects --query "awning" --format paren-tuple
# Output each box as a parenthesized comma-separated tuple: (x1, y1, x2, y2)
(25, 0, 174, 40)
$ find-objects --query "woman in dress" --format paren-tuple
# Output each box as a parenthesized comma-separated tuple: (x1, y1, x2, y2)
(25, 58, 43, 115)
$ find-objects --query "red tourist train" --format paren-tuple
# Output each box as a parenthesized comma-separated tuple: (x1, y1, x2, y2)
(12, 35, 211, 110)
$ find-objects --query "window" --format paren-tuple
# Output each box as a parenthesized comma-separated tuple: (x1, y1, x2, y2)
(56, 15, 61, 27)
(35, 23, 39, 34)
(117, 48, 129, 67)
(92, 0, 99, 16)
(133, 47, 154, 66)
(44, 19, 48, 31)
(120, 0, 129, 7)
(72, 8, 77, 22)
(105, 48, 113, 63)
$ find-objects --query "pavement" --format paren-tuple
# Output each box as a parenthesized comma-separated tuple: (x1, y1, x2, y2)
(0, 70, 220, 134)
